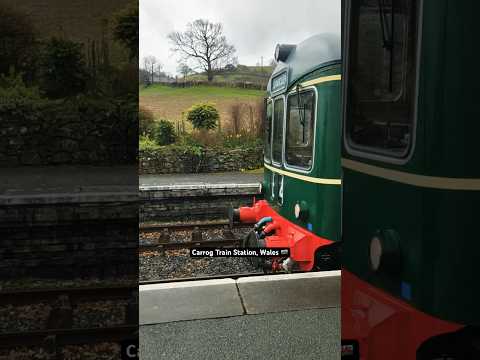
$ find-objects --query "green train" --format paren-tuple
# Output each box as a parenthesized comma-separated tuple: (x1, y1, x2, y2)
(341, 0, 480, 358)
(233, 33, 343, 272)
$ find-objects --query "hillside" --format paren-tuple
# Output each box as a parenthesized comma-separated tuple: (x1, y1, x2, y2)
(185, 65, 275, 85)
(2, 0, 132, 65)
(140, 84, 266, 132)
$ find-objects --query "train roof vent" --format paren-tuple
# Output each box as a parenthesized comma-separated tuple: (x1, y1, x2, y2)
(274, 44, 296, 63)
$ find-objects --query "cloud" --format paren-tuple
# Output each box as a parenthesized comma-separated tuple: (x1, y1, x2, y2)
(140, 0, 340, 75)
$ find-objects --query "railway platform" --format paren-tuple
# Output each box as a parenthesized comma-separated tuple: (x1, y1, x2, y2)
(140, 271, 340, 359)
(140, 172, 263, 222)
(140, 171, 263, 187)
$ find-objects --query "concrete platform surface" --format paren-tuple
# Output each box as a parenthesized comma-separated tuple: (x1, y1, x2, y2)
(0, 166, 138, 204)
(237, 271, 340, 315)
(139, 271, 340, 325)
(140, 279, 244, 324)
(140, 308, 340, 360)
(140, 172, 263, 187)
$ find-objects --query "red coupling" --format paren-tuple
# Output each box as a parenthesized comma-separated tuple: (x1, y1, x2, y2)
(271, 259, 283, 272)
(263, 221, 279, 235)
(238, 206, 257, 223)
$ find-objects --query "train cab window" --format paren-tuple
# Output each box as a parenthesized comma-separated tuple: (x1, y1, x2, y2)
(272, 97, 284, 164)
(264, 100, 273, 162)
(345, 0, 419, 158)
(286, 90, 315, 170)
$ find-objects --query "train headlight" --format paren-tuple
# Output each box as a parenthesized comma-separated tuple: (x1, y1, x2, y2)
(368, 230, 402, 275)
(369, 236, 382, 271)
(294, 203, 301, 219)
(294, 201, 309, 220)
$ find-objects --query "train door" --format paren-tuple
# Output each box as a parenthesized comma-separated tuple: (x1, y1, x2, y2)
(341, 0, 424, 358)
(271, 96, 285, 205)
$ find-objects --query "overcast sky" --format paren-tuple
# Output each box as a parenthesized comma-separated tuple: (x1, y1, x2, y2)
(140, 0, 340, 76)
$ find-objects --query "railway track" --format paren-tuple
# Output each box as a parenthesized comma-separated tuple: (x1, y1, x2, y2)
(0, 284, 136, 305)
(0, 284, 138, 350)
(140, 238, 241, 252)
(139, 220, 250, 252)
(139, 220, 251, 233)
(139, 220, 260, 282)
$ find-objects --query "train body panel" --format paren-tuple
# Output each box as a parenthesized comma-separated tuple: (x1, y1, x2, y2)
(265, 65, 342, 241)
(341, 0, 480, 357)
(235, 34, 342, 272)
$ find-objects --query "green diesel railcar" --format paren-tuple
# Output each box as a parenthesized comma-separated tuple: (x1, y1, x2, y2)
(235, 34, 343, 272)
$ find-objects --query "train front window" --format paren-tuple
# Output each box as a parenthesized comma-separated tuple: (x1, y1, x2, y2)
(272, 97, 284, 164)
(286, 90, 315, 170)
(345, 0, 419, 158)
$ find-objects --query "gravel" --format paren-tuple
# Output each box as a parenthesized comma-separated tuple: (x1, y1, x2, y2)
(140, 225, 262, 281)
(61, 342, 120, 360)
(73, 300, 128, 328)
(0, 346, 53, 360)
(139, 225, 252, 245)
(0, 303, 52, 333)
(0, 278, 136, 291)
(0, 343, 120, 360)
(140, 249, 260, 281)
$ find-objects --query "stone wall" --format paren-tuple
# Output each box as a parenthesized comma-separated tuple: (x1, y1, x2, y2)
(0, 98, 136, 166)
(140, 184, 262, 222)
(139, 146, 263, 174)
(0, 193, 138, 279)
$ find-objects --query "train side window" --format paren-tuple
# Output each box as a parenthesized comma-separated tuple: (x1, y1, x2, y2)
(286, 90, 315, 170)
(345, 0, 419, 159)
(264, 100, 273, 163)
(272, 97, 284, 164)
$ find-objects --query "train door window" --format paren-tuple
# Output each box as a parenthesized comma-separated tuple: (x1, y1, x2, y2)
(286, 90, 315, 170)
(264, 100, 273, 163)
(345, 0, 419, 159)
(272, 97, 284, 164)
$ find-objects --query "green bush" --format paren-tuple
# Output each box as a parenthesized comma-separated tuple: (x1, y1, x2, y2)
(38, 38, 88, 98)
(222, 133, 262, 149)
(0, 73, 44, 120)
(139, 135, 161, 151)
(112, 1, 138, 61)
(153, 120, 176, 145)
(185, 103, 219, 131)
(139, 106, 155, 136)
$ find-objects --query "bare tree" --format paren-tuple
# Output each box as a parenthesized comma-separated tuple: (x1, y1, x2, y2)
(168, 19, 236, 82)
(177, 63, 193, 80)
(143, 55, 159, 84)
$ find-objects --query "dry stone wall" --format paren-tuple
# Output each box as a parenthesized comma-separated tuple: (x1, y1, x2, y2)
(139, 146, 263, 174)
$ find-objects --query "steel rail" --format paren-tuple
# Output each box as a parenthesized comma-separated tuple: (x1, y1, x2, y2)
(139, 238, 241, 251)
(139, 220, 251, 232)
(0, 284, 136, 306)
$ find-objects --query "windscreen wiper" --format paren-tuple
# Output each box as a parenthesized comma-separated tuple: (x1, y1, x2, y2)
(378, 0, 395, 92)
(296, 84, 306, 143)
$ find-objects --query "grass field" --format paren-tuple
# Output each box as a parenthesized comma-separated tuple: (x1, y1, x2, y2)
(140, 84, 265, 98)
(140, 84, 266, 132)
(186, 65, 274, 85)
